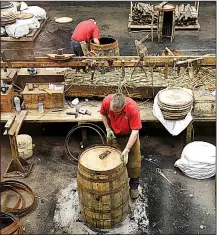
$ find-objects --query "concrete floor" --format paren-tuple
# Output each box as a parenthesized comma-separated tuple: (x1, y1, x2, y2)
(1, 1, 216, 234)
(0, 122, 216, 234)
(1, 1, 216, 60)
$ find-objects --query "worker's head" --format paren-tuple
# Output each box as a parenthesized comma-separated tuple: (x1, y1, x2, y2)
(110, 93, 126, 114)
(89, 18, 96, 24)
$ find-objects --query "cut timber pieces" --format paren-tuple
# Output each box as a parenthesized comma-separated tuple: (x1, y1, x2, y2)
(4, 110, 33, 178)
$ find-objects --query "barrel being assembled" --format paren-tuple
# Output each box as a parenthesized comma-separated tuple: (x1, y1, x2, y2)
(90, 36, 120, 56)
(77, 145, 129, 229)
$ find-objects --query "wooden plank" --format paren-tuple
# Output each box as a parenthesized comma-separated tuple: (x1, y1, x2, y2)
(65, 84, 165, 99)
(1, 55, 215, 68)
(17, 68, 65, 89)
(0, 101, 157, 123)
(15, 110, 28, 135)
(1, 100, 215, 124)
(1, 18, 48, 42)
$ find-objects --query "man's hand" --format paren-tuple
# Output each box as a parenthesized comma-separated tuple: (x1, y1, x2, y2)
(121, 148, 130, 166)
(106, 128, 116, 140)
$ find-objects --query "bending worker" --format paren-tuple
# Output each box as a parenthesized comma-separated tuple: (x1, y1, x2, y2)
(71, 18, 100, 56)
(100, 93, 142, 200)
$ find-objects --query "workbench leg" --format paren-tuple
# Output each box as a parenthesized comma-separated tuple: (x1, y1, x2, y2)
(186, 122, 193, 145)
(78, 122, 87, 143)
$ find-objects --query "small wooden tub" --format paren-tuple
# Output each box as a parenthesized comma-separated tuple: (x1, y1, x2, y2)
(90, 36, 119, 56)
(77, 145, 129, 229)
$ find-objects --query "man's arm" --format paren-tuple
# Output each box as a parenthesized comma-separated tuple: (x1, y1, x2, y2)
(125, 129, 139, 150)
(93, 38, 100, 44)
(101, 114, 111, 130)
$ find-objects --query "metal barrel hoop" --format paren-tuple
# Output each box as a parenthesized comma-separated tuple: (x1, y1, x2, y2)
(65, 124, 107, 163)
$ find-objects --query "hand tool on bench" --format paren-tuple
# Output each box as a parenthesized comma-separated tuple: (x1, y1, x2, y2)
(66, 108, 79, 118)
(39, 87, 52, 95)
(78, 108, 91, 115)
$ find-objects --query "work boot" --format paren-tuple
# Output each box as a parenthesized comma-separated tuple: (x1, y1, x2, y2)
(130, 188, 139, 200)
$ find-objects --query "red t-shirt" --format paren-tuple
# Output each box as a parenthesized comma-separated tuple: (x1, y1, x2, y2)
(71, 19, 100, 41)
(100, 95, 142, 135)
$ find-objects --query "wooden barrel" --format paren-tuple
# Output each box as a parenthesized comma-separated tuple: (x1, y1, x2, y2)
(90, 36, 119, 56)
(77, 145, 129, 229)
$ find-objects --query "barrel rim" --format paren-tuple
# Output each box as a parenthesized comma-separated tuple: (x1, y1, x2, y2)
(78, 145, 122, 172)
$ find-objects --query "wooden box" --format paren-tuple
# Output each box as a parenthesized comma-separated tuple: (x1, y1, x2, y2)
(22, 83, 65, 109)
(17, 68, 65, 89)
(1, 85, 14, 112)
(193, 91, 216, 117)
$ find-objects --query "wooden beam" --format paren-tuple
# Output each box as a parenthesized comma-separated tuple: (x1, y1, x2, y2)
(1, 55, 215, 68)
(65, 84, 165, 99)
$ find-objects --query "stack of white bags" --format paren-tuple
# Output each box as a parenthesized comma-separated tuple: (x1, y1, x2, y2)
(5, 1, 47, 38)
(174, 141, 216, 179)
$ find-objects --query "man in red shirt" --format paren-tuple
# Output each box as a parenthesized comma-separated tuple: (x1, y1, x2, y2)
(71, 18, 100, 56)
(100, 93, 142, 199)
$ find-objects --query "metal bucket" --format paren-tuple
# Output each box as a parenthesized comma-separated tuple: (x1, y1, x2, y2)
(90, 36, 120, 56)
(77, 145, 129, 229)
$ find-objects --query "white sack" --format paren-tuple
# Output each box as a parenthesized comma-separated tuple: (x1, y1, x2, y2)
(20, 1, 28, 10)
(18, 16, 40, 30)
(152, 88, 193, 136)
(1, 27, 6, 35)
(174, 141, 216, 179)
(2, 4, 17, 13)
(22, 6, 47, 20)
(5, 20, 29, 38)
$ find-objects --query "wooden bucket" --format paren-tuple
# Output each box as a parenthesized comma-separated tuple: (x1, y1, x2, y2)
(90, 36, 120, 56)
(77, 145, 129, 229)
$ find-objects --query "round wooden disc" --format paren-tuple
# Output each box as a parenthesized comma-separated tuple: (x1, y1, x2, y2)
(1, 2, 13, 9)
(55, 17, 73, 23)
(79, 146, 122, 171)
(158, 88, 193, 107)
(158, 100, 193, 111)
(46, 53, 73, 61)
(16, 13, 34, 19)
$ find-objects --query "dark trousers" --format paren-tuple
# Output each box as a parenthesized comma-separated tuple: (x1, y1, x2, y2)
(71, 40, 84, 56)
(129, 177, 140, 189)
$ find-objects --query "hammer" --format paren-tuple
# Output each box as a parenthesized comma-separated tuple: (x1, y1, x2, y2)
(66, 108, 79, 118)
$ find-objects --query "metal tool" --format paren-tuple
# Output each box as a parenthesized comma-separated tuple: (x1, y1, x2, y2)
(39, 88, 52, 95)
(131, 53, 148, 79)
(121, 60, 125, 79)
(27, 68, 37, 76)
(66, 108, 79, 118)
(90, 61, 97, 83)
(1, 80, 9, 93)
(156, 168, 174, 185)
(78, 108, 91, 115)
(51, 108, 64, 112)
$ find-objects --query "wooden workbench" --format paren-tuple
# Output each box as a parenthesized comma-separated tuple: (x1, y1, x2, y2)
(0, 101, 156, 123)
(1, 99, 215, 144)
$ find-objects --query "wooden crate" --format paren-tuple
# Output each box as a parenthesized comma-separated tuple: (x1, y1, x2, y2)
(193, 91, 216, 118)
(17, 68, 65, 89)
(22, 83, 65, 110)
(1, 85, 14, 112)
(128, 1, 200, 31)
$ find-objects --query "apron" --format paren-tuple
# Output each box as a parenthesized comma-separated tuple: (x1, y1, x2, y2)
(110, 136, 141, 178)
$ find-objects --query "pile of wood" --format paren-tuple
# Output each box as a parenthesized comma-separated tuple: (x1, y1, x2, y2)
(1, 11, 16, 26)
(132, 2, 158, 26)
(131, 2, 198, 26)
(175, 4, 198, 26)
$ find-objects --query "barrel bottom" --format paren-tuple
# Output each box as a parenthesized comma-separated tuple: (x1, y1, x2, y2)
(80, 203, 129, 229)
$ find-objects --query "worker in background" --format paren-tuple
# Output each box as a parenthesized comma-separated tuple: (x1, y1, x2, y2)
(100, 93, 142, 200)
(71, 18, 100, 56)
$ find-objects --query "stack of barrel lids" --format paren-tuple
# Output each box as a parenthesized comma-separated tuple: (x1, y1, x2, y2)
(1, 2, 17, 26)
(157, 87, 193, 120)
